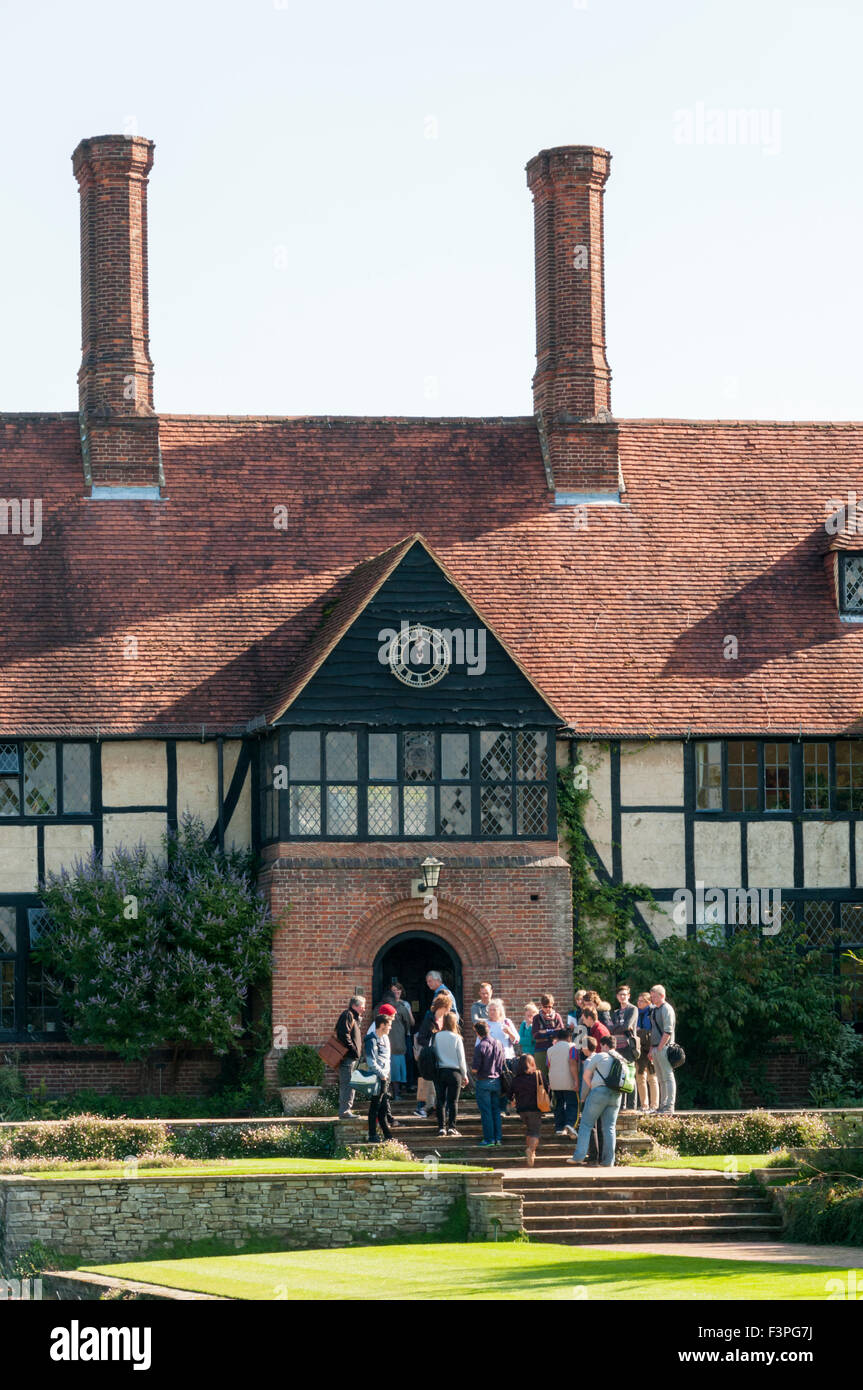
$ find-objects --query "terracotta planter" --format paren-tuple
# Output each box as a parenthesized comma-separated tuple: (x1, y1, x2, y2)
(279, 1085, 323, 1116)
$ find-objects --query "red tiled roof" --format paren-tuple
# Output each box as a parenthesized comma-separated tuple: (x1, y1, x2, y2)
(2, 411, 862, 737)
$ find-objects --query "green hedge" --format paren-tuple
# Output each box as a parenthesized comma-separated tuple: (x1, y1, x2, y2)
(2, 1115, 170, 1161)
(172, 1123, 334, 1161)
(1, 1115, 334, 1163)
(782, 1182, 863, 1246)
(639, 1110, 834, 1155)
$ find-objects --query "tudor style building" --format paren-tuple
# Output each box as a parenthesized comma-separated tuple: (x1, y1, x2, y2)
(1, 134, 862, 1095)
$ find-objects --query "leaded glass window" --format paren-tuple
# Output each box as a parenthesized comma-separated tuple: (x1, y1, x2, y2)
(403, 785, 435, 835)
(270, 726, 555, 839)
(836, 741, 863, 812)
(440, 785, 471, 836)
(23, 741, 57, 815)
(804, 743, 830, 811)
(763, 742, 791, 811)
(289, 785, 321, 836)
(842, 555, 863, 612)
(404, 732, 435, 782)
(727, 741, 758, 812)
(61, 743, 92, 813)
(694, 740, 722, 810)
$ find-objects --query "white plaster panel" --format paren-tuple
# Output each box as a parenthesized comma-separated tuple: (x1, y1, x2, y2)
(101, 741, 167, 806)
(620, 741, 684, 807)
(0, 826, 38, 891)
(102, 812, 166, 858)
(803, 821, 850, 888)
(637, 899, 685, 942)
(227, 776, 252, 851)
(176, 742, 219, 832)
(621, 813, 685, 889)
(579, 742, 612, 874)
(747, 821, 794, 888)
(44, 824, 95, 877)
(694, 820, 742, 888)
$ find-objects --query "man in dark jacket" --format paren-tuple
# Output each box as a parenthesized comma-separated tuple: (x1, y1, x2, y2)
(608, 984, 640, 1110)
(335, 994, 365, 1118)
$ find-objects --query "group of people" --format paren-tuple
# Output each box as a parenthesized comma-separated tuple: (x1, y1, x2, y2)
(331, 973, 678, 1168)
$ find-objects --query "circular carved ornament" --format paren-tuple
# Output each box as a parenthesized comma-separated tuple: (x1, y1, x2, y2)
(388, 624, 451, 688)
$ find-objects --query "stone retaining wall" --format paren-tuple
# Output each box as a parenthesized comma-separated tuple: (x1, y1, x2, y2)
(0, 1171, 522, 1269)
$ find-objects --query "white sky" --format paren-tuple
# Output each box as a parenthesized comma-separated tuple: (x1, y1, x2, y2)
(0, 0, 860, 421)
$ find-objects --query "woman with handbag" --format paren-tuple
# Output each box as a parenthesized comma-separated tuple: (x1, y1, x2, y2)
(511, 1053, 551, 1167)
(363, 1014, 394, 1142)
(487, 998, 519, 1117)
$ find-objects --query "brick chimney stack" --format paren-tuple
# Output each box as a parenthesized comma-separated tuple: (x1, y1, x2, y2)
(526, 145, 619, 495)
(72, 135, 162, 494)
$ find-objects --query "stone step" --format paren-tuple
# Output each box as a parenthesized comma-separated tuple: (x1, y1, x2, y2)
(503, 1174, 752, 1189)
(523, 1209, 781, 1231)
(527, 1223, 781, 1245)
(520, 1197, 774, 1216)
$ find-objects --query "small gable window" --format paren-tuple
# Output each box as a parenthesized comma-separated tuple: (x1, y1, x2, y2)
(840, 554, 863, 615)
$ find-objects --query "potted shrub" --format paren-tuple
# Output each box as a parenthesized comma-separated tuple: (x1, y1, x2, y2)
(277, 1045, 326, 1115)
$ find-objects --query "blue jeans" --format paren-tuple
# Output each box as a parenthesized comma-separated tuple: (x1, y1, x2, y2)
(553, 1090, 579, 1130)
(572, 1085, 622, 1165)
(475, 1077, 503, 1143)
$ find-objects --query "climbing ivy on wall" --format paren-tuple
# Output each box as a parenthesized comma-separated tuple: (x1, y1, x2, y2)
(557, 754, 656, 998)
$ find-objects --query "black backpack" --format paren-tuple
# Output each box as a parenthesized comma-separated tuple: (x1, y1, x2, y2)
(418, 1044, 439, 1081)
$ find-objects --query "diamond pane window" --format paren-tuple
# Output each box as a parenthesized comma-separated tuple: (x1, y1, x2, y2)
(727, 741, 758, 812)
(695, 741, 722, 810)
(369, 734, 397, 781)
(481, 786, 512, 835)
(0, 906, 16, 954)
(480, 731, 511, 781)
(368, 785, 399, 836)
(327, 785, 358, 836)
(403, 785, 434, 835)
(62, 743, 92, 813)
(440, 785, 471, 836)
(517, 785, 548, 836)
(23, 741, 57, 815)
(836, 741, 863, 812)
(803, 743, 830, 811)
(0, 744, 19, 774)
(404, 732, 435, 782)
(840, 903, 863, 944)
(325, 732, 357, 782)
(441, 733, 470, 781)
(289, 785, 321, 836)
(516, 732, 547, 781)
(764, 742, 791, 811)
(1, 961, 13, 1030)
(27, 907, 52, 946)
(0, 777, 20, 817)
(804, 900, 835, 947)
(842, 555, 863, 612)
(289, 731, 320, 781)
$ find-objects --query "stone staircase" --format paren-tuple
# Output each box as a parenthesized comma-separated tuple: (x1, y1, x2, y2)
(337, 1101, 783, 1244)
(346, 1100, 653, 1169)
(505, 1172, 783, 1244)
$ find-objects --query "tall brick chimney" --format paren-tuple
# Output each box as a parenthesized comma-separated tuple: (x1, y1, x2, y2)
(72, 135, 162, 494)
(526, 145, 620, 496)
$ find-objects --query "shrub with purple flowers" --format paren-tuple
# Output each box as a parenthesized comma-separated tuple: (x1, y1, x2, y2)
(35, 815, 274, 1071)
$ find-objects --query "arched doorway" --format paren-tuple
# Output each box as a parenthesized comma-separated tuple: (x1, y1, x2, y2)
(373, 931, 462, 1020)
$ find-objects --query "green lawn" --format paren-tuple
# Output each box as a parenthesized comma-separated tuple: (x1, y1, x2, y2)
(633, 1154, 791, 1173)
(84, 1243, 850, 1301)
(18, 1157, 484, 1181)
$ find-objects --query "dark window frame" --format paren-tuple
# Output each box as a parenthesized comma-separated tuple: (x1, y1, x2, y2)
(0, 898, 65, 1042)
(839, 553, 863, 616)
(0, 740, 96, 823)
(260, 725, 556, 843)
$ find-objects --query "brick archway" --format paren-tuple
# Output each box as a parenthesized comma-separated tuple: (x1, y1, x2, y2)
(340, 895, 503, 974)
